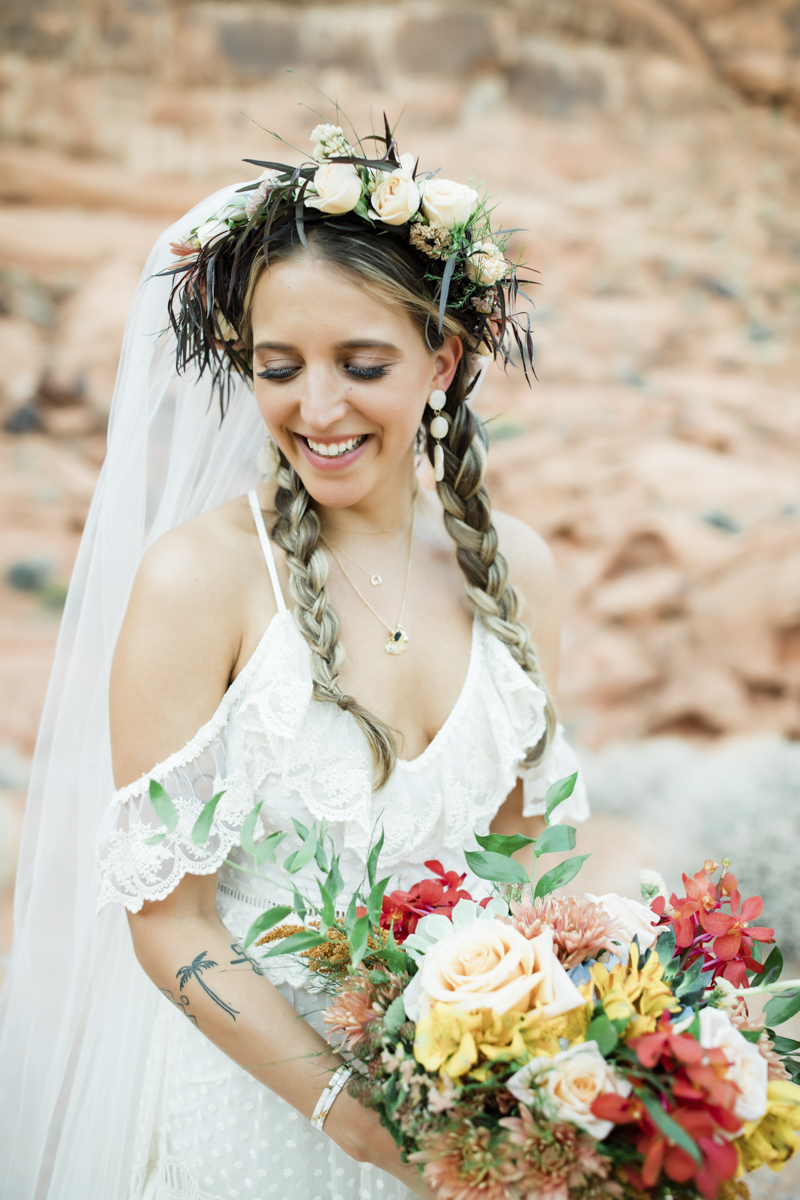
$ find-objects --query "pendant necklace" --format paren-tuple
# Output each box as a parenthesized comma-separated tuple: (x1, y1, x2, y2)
(324, 530, 406, 587)
(320, 496, 416, 655)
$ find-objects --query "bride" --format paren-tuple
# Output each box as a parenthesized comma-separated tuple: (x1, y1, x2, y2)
(0, 117, 587, 1199)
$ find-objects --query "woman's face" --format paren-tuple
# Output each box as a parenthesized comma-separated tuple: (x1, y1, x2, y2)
(250, 253, 461, 510)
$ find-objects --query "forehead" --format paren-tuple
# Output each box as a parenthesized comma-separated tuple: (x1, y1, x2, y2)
(250, 254, 420, 347)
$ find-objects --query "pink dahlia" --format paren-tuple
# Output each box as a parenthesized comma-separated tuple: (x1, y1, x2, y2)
(499, 1106, 621, 1199)
(410, 1118, 519, 1200)
(323, 984, 377, 1051)
(510, 895, 622, 969)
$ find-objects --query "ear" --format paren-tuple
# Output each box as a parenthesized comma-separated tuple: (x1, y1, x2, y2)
(430, 335, 463, 394)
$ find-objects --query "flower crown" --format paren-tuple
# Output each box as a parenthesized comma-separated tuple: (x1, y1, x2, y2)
(166, 114, 536, 407)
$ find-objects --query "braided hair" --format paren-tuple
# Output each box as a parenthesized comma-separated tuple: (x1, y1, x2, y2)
(241, 222, 555, 790)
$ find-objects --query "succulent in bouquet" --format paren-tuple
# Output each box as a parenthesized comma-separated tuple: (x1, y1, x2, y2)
(148, 772, 800, 1199)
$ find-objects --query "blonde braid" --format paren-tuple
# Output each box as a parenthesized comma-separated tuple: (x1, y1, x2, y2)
(269, 457, 397, 788)
(427, 391, 556, 766)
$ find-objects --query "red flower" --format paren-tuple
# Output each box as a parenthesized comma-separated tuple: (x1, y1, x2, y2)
(667, 864, 774, 988)
(379, 860, 477, 943)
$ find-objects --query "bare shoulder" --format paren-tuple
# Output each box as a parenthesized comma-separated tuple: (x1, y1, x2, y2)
(492, 508, 560, 690)
(109, 495, 261, 788)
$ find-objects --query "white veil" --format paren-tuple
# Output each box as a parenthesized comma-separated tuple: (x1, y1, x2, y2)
(0, 183, 265, 1199)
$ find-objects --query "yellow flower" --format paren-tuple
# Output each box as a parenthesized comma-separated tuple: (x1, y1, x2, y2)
(413, 1003, 480, 1079)
(590, 943, 679, 1038)
(735, 1080, 800, 1175)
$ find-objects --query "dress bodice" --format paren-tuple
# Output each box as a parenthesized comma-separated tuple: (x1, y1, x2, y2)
(96, 494, 589, 983)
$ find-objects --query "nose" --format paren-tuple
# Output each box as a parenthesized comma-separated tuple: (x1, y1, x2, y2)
(299, 362, 351, 432)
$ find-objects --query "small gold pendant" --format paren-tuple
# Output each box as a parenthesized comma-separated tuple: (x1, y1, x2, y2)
(370, 574, 381, 586)
(385, 627, 409, 655)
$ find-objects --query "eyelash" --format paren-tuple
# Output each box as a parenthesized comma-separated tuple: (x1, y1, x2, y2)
(256, 365, 389, 382)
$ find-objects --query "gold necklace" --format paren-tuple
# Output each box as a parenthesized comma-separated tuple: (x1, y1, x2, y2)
(320, 497, 416, 655)
(319, 492, 417, 536)
(324, 527, 406, 587)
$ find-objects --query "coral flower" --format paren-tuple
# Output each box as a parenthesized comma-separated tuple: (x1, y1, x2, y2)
(381, 860, 475, 942)
(669, 866, 774, 988)
(510, 894, 622, 969)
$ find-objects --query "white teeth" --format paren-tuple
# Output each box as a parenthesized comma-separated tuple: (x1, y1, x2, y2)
(307, 436, 365, 458)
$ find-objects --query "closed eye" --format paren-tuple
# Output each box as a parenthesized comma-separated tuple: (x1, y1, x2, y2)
(345, 365, 389, 379)
(257, 367, 296, 381)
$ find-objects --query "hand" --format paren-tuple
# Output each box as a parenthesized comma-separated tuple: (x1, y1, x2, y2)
(325, 1087, 435, 1198)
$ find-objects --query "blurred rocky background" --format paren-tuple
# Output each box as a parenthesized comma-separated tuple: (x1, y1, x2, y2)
(1, 8, 799, 1185)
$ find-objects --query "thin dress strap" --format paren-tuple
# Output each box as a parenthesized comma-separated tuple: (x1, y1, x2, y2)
(247, 490, 287, 613)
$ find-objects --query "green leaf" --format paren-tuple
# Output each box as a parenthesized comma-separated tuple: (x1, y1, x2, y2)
(383, 995, 407, 1036)
(149, 779, 178, 832)
(675, 958, 705, 998)
(240, 802, 263, 857)
(292, 888, 307, 922)
(367, 877, 391, 928)
(240, 803, 286, 866)
(474, 831, 536, 857)
(740, 1029, 763, 1044)
(314, 820, 329, 873)
(533, 854, 591, 900)
(640, 1094, 702, 1165)
(291, 817, 310, 842)
(366, 827, 385, 890)
(373, 928, 411, 975)
(657, 926, 677, 970)
(768, 1032, 800, 1055)
(765, 990, 800, 1028)
(243, 904, 294, 950)
(191, 790, 224, 845)
(325, 856, 344, 905)
(260, 930, 327, 960)
(318, 880, 336, 932)
(544, 773, 577, 825)
(586, 1012, 619, 1056)
(534, 825, 577, 857)
(350, 915, 371, 969)
(144, 832, 166, 846)
(761, 945, 784, 988)
(344, 892, 359, 937)
(284, 825, 318, 875)
(464, 849, 529, 885)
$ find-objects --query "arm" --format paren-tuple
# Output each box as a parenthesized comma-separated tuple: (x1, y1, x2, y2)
(111, 514, 428, 1194)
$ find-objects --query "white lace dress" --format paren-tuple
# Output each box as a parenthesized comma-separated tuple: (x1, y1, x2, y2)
(96, 492, 589, 1200)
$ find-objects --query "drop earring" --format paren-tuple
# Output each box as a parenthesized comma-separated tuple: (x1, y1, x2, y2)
(255, 435, 280, 477)
(427, 388, 448, 482)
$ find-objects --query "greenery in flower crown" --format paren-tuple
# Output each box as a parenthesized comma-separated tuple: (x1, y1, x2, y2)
(162, 111, 537, 414)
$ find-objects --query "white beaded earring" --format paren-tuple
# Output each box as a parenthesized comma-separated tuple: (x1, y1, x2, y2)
(255, 435, 280, 477)
(427, 388, 448, 482)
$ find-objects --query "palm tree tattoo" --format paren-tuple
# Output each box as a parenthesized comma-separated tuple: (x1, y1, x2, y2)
(176, 952, 240, 1020)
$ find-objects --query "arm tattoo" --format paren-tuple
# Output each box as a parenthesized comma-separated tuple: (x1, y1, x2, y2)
(176, 951, 240, 1020)
(229, 940, 264, 975)
(160, 986, 199, 1027)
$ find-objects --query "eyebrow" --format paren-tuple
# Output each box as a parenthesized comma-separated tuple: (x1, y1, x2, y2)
(253, 339, 402, 353)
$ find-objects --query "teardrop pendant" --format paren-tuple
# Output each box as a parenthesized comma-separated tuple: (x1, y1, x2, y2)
(434, 442, 444, 482)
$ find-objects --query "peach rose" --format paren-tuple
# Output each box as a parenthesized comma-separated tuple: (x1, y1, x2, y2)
(403, 919, 585, 1021)
(508, 1041, 632, 1139)
(305, 162, 363, 215)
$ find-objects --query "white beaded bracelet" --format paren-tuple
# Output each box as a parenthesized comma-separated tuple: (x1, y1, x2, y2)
(310, 1064, 353, 1131)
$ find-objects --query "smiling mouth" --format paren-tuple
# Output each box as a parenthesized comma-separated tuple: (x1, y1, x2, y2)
(303, 435, 367, 458)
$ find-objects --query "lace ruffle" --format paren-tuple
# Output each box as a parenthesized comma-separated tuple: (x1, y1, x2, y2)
(97, 610, 588, 914)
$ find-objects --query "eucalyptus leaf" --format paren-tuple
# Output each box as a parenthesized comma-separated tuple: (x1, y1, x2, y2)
(534, 825, 576, 857)
(768, 1033, 800, 1055)
(586, 1013, 618, 1056)
(243, 905, 294, 950)
(149, 779, 178, 832)
(260, 930, 327, 960)
(291, 817, 310, 841)
(292, 888, 308, 922)
(464, 849, 529, 886)
(544, 773, 577, 825)
(474, 831, 536, 857)
(191, 790, 224, 845)
(533, 854, 591, 900)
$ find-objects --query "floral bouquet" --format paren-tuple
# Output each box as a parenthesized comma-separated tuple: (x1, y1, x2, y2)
(151, 771, 800, 1199)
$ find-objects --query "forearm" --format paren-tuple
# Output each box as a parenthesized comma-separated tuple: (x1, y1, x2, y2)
(128, 906, 425, 1192)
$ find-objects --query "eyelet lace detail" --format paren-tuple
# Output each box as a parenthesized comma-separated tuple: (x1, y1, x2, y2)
(97, 610, 587, 915)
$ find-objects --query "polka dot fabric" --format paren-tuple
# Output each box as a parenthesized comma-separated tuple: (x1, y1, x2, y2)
(131, 986, 413, 1200)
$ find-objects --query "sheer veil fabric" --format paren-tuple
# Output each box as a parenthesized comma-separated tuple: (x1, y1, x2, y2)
(0, 184, 267, 1199)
